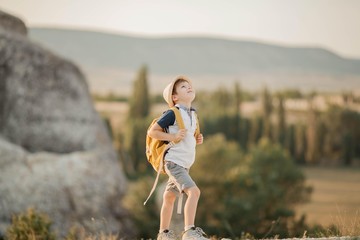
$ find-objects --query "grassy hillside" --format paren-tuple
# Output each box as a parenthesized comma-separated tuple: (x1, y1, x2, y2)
(29, 28, 360, 94)
(29, 28, 360, 75)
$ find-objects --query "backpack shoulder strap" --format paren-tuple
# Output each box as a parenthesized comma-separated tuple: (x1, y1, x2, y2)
(194, 111, 201, 138)
(170, 106, 185, 130)
(171, 106, 201, 137)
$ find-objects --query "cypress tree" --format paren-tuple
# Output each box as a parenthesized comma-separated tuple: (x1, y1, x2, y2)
(316, 119, 327, 162)
(261, 86, 273, 139)
(286, 124, 296, 157)
(125, 65, 151, 175)
(276, 94, 286, 146)
(128, 65, 150, 119)
(249, 115, 264, 147)
(305, 98, 320, 164)
(295, 123, 307, 164)
(342, 131, 353, 165)
(234, 82, 242, 144)
(240, 118, 251, 151)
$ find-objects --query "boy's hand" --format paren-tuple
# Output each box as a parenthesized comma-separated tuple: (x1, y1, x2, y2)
(196, 133, 203, 145)
(174, 129, 187, 142)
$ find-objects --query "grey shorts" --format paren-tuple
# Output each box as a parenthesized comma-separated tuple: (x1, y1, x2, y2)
(164, 161, 196, 194)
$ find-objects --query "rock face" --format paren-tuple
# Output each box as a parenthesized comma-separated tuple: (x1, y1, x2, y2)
(0, 10, 27, 36)
(0, 21, 100, 153)
(0, 10, 133, 237)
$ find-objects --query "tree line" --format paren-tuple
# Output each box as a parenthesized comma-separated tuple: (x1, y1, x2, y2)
(117, 66, 360, 176)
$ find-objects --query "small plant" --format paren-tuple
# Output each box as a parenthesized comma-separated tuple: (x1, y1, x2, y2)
(6, 208, 56, 240)
(306, 207, 360, 238)
(332, 207, 360, 237)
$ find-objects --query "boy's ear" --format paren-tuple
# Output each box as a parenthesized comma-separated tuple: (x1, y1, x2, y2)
(172, 94, 178, 102)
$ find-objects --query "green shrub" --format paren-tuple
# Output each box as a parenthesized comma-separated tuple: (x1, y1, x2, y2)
(6, 208, 56, 240)
(122, 176, 160, 238)
(192, 135, 312, 239)
(123, 134, 313, 239)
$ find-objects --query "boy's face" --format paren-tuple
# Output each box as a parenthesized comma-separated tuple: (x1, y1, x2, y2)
(172, 80, 195, 105)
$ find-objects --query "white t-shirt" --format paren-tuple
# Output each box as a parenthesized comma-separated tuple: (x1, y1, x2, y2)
(157, 105, 198, 169)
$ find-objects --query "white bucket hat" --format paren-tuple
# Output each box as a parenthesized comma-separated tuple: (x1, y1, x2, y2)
(163, 76, 192, 107)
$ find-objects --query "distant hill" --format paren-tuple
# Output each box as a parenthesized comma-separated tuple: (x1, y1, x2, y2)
(29, 27, 360, 94)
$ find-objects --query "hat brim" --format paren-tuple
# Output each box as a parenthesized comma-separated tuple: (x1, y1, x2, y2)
(163, 76, 192, 107)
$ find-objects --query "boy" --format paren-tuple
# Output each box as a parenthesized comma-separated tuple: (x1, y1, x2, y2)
(148, 76, 208, 240)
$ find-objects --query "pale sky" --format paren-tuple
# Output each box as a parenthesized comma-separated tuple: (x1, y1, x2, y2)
(2, 0, 360, 58)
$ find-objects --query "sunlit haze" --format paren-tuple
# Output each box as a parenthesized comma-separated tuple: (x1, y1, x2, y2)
(2, 0, 360, 58)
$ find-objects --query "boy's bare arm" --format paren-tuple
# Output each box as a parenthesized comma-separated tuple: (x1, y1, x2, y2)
(148, 122, 186, 142)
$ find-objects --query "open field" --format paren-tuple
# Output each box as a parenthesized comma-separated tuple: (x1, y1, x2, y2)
(297, 167, 360, 228)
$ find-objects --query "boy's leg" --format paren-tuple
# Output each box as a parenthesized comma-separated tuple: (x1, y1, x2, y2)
(164, 161, 198, 230)
(160, 187, 177, 231)
(183, 186, 200, 227)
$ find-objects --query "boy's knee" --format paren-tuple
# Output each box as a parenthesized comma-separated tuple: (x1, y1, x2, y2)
(163, 190, 176, 203)
(186, 186, 200, 198)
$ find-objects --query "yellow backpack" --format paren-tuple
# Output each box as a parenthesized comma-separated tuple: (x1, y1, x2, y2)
(144, 106, 200, 205)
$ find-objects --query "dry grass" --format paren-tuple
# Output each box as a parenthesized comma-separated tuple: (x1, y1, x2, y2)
(296, 167, 360, 236)
(65, 226, 119, 240)
(77, 233, 118, 240)
(331, 207, 360, 237)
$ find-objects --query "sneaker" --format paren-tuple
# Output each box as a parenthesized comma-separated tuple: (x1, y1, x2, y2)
(157, 229, 177, 240)
(182, 227, 209, 240)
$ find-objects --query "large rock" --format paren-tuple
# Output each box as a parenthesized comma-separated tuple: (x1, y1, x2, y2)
(0, 24, 101, 153)
(0, 10, 133, 237)
(0, 10, 27, 36)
